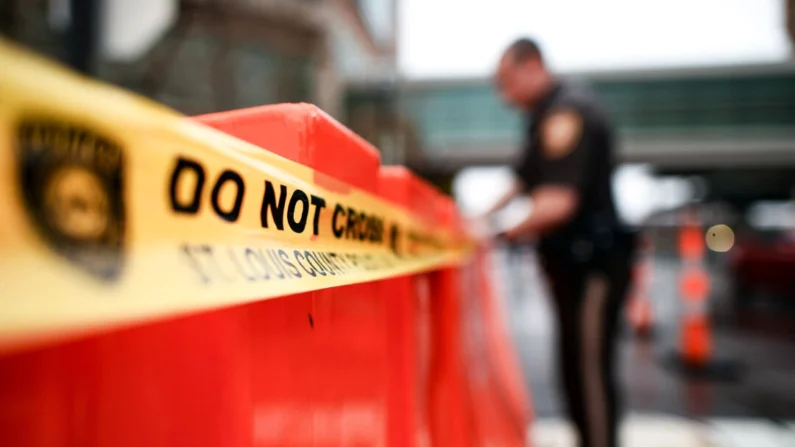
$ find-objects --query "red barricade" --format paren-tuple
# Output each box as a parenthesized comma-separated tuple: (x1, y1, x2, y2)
(471, 244, 533, 445)
(437, 202, 531, 447)
(0, 103, 530, 446)
(378, 166, 439, 447)
(198, 104, 391, 446)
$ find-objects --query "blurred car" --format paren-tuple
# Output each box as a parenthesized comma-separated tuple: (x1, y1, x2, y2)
(729, 229, 795, 307)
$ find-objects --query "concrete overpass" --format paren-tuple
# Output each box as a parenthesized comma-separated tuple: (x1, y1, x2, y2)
(345, 62, 795, 203)
(397, 62, 795, 174)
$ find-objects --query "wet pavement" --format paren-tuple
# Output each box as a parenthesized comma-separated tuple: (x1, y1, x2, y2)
(489, 246, 795, 444)
(530, 415, 795, 447)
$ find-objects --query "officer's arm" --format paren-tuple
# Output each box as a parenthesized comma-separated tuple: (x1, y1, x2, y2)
(480, 180, 522, 218)
(503, 107, 590, 239)
(505, 186, 578, 237)
(480, 138, 536, 219)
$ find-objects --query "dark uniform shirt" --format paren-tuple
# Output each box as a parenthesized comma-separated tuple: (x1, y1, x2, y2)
(513, 82, 631, 265)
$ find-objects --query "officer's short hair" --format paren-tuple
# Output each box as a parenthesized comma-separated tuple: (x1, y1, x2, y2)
(507, 38, 543, 64)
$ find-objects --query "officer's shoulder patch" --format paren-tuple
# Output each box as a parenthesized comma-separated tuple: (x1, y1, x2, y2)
(540, 107, 583, 159)
(16, 119, 125, 281)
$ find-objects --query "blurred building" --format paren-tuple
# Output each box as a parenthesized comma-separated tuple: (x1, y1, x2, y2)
(789, 0, 795, 52)
(0, 0, 400, 158)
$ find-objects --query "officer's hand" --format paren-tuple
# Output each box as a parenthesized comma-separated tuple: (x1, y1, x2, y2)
(466, 217, 494, 245)
(497, 226, 534, 245)
(495, 228, 516, 244)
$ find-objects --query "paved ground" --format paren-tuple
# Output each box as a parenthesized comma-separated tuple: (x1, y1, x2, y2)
(530, 415, 795, 447)
(489, 246, 795, 445)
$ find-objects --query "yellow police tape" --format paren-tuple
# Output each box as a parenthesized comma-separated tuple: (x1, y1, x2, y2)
(0, 40, 471, 348)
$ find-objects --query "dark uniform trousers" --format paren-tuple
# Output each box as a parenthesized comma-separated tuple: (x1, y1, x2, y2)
(541, 244, 633, 447)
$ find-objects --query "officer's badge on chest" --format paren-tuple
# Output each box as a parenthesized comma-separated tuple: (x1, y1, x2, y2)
(540, 107, 582, 159)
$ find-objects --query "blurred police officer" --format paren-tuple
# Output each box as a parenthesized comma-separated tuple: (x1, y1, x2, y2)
(482, 38, 636, 447)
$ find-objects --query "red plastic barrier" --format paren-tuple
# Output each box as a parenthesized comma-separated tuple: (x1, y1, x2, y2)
(198, 104, 391, 446)
(472, 245, 533, 445)
(427, 197, 477, 447)
(0, 103, 531, 447)
(378, 166, 438, 447)
(437, 201, 531, 447)
(0, 307, 253, 447)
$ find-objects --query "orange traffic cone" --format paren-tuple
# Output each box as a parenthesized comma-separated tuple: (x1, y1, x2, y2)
(628, 294, 654, 337)
(664, 208, 742, 381)
(678, 213, 712, 367)
(627, 237, 655, 337)
(679, 266, 710, 366)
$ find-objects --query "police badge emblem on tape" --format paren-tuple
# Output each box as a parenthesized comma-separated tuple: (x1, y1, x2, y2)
(0, 38, 471, 348)
(16, 120, 125, 281)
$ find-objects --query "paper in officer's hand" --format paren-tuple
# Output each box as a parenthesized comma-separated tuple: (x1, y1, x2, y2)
(492, 198, 533, 239)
